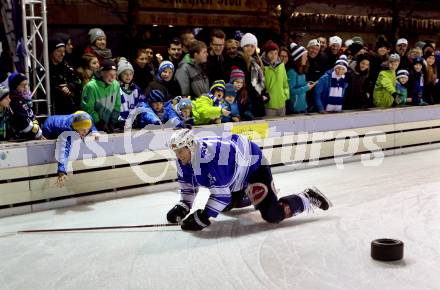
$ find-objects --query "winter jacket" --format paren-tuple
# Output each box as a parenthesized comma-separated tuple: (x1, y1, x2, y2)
(119, 82, 145, 121)
(221, 101, 240, 123)
(81, 77, 121, 125)
(396, 82, 408, 104)
(42, 113, 97, 174)
(145, 78, 182, 101)
(192, 94, 223, 125)
(207, 52, 227, 84)
(8, 94, 42, 140)
(50, 60, 82, 114)
(344, 66, 370, 109)
(262, 58, 289, 110)
(175, 54, 209, 98)
(137, 101, 181, 128)
(236, 88, 254, 121)
(373, 70, 397, 108)
(132, 62, 155, 92)
(287, 68, 309, 113)
(313, 70, 348, 112)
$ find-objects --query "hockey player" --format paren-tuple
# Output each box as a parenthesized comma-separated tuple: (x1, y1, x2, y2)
(166, 129, 333, 231)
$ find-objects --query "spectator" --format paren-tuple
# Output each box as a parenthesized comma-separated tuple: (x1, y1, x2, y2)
(321, 36, 342, 71)
(286, 44, 314, 114)
(117, 57, 145, 126)
(306, 39, 325, 111)
(180, 29, 195, 55)
(230, 66, 253, 120)
(422, 42, 435, 56)
(137, 89, 181, 128)
(314, 55, 349, 113)
(240, 33, 268, 118)
(81, 59, 121, 133)
(76, 53, 100, 87)
(408, 57, 428, 106)
(221, 83, 240, 123)
(55, 32, 78, 68)
(42, 111, 99, 188)
(175, 40, 210, 99)
(145, 60, 181, 101)
(49, 35, 82, 114)
(84, 28, 112, 65)
(279, 46, 290, 65)
(369, 38, 392, 96)
(395, 38, 410, 71)
(317, 36, 328, 54)
(7, 72, 43, 140)
(396, 69, 410, 105)
(206, 29, 226, 84)
(262, 40, 289, 117)
(224, 39, 246, 81)
(423, 51, 439, 104)
(373, 53, 400, 108)
(0, 86, 11, 141)
(344, 54, 371, 110)
(408, 47, 423, 60)
(132, 47, 156, 92)
(165, 37, 183, 69)
(192, 80, 230, 125)
(174, 97, 194, 127)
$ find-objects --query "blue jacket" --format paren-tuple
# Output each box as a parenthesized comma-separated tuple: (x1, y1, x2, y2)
(287, 68, 309, 113)
(221, 101, 240, 123)
(313, 70, 347, 112)
(42, 113, 97, 174)
(137, 101, 182, 128)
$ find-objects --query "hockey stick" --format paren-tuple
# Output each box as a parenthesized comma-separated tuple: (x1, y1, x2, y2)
(18, 223, 179, 233)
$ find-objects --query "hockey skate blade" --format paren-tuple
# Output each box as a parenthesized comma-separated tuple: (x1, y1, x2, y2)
(311, 186, 334, 209)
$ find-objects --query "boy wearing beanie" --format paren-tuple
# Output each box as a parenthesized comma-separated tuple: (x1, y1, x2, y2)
(221, 83, 240, 123)
(145, 60, 181, 101)
(192, 80, 231, 125)
(173, 96, 194, 127)
(396, 69, 410, 105)
(314, 55, 348, 113)
(408, 57, 429, 106)
(137, 89, 181, 128)
(7, 72, 43, 140)
(373, 53, 401, 107)
(43, 111, 99, 187)
(81, 59, 121, 133)
(117, 57, 145, 126)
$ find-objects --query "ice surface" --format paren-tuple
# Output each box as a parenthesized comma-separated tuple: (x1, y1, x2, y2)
(1, 149, 440, 290)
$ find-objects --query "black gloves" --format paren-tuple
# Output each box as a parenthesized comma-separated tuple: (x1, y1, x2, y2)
(181, 209, 211, 231)
(166, 203, 190, 223)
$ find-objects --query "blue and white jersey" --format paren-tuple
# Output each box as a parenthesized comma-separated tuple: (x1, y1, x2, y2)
(177, 134, 263, 218)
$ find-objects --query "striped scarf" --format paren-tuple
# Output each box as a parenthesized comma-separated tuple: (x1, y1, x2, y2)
(326, 71, 346, 111)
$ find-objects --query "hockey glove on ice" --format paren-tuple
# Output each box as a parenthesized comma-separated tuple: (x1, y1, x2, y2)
(181, 209, 211, 231)
(166, 203, 190, 223)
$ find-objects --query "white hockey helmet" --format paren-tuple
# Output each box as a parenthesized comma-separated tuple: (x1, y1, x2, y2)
(169, 129, 194, 150)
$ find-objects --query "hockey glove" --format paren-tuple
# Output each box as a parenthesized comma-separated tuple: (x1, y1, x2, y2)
(166, 203, 190, 223)
(181, 209, 211, 231)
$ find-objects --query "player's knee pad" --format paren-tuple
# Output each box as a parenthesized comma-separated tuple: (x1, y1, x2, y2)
(246, 182, 268, 205)
(260, 203, 284, 224)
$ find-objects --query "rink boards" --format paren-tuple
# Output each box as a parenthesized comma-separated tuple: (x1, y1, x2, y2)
(1, 105, 440, 216)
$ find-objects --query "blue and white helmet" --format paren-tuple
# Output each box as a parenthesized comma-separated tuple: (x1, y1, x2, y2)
(169, 128, 194, 150)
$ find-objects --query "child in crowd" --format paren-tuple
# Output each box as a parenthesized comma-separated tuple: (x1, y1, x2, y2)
(344, 53, 371, 110)
(7, 72, 43, 140)
(192, 80, 231, 125)
(81, 59, 121, 133)
(137, 89, 180, 128)
(314, 55, 349, 113)
(230, 66, 253, 120)
(373, 53, 400, 108)
(77, 53, 100, 87)
(145, 60, 181, 101)
(408, 57, 428, 106)
(117, 57, 145, 127)
(0, 86, 11, 141)
(84, 28, 112, 65)
(221, 83, 240, 123)
(174, 96, 194, 127)
(396, 69, 410, 105)
(42, 111, 99, 188)
(132, 47, 156, 92)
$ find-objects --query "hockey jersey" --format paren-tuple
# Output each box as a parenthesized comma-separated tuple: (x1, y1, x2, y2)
(176, 134, 263, 218)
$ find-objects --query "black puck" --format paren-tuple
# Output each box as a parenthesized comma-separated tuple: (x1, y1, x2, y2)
(371, 238, 404, 261)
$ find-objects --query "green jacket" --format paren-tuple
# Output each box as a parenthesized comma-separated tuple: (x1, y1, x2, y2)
(263, 61, 289, 109)
(373, 70, 396, 108)
(81, 78, 121, 124)
(192, 95, 222, 125)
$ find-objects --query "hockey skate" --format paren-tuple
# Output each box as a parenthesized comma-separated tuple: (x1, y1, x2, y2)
(302, 186, 333, 210)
